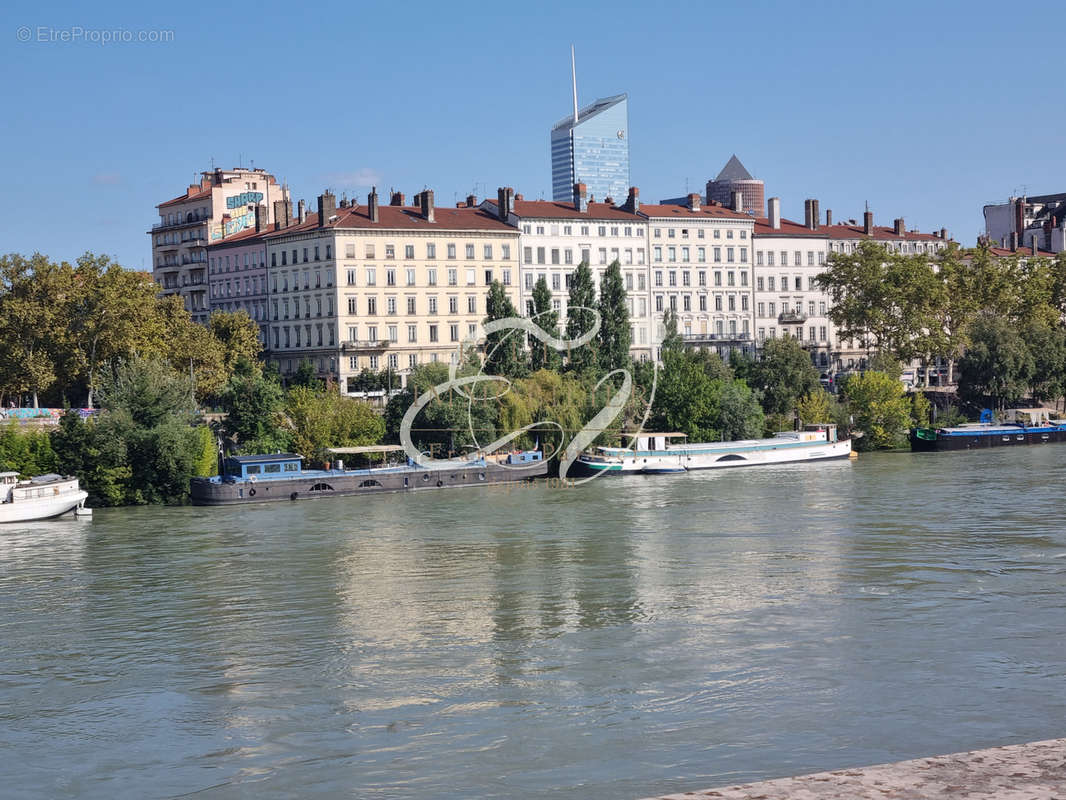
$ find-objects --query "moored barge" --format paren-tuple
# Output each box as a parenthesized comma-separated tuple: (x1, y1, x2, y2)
(190, 448, 547, 505)
(910, 408, 1066, 451)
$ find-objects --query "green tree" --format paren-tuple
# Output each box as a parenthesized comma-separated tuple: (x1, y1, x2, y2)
(218, 357, 289, 453)
(288, 360, 324, 391)
(957, 315, 1035, 411)
(842, 370, 912, 451)
(285, 386, 384, 465)
(1023, 321, 1066, 407)
(208, 310, 262, 374)
(796, 389, 833, 426)
(50, 411, 132, 507)
(565, 261, 598, 373)
(484, 280, 527, 379)
(716, 380, 765, 440)
(597, 260, 631, 374)
(529, 276, 562, 372)
(660, 309, 684, 359)
(748, 337, 820, 416)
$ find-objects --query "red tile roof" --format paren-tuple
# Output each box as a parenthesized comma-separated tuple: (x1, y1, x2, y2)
(753, 217, 828, 237)
(207, 227, 268, 247)
(640, 203, 751, 221)
(509, 199, 643, 221)
(822, 223, 943, 242)
(264, 204, 517, 237)
(158, 186, 212, 208)
(987, 246, 1058, 258)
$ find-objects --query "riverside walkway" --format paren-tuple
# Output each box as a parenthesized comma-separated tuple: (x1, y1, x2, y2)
(640, 738, 1066, 799)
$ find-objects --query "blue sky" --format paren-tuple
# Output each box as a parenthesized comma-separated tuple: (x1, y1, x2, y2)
(2, 0, 1062, 269)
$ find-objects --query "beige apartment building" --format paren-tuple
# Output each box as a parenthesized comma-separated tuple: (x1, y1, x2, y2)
(263, 189, 520, 391)
(150, 167, 289, 323)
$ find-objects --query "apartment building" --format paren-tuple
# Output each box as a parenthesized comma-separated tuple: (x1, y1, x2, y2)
(263, 189, 519, 391)
(483, 184, 653, 360)
(640, 193, 756, 360)
(206, 207, 272, 343)
(984, 193, 1066, 254)
(149, 167, 289, 323)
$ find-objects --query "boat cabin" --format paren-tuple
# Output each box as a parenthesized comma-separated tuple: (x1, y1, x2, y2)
(621, 432, 688, 452)
(222, 453, 303, 480)
(1005, 408, 1053, 426)
(0, 471, 18, 502)
(802, 424, 838, 443)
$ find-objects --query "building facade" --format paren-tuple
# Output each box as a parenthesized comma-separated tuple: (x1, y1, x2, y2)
(206, 214, 272, 344)
(983, 193, 1066, 254)
(640, 194, 756, 360)
(484, 184, 653, 361)
(551, 94, 630, 205)
(263, 189, 520, 392)
(150, 167, 289, 323)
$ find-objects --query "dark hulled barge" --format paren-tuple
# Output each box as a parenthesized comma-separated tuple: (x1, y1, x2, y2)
(190, 448, 547, 505)
(910, 408, 1066, 452)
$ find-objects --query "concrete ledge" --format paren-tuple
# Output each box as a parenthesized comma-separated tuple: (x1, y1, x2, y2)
(640, 738, 1066, 799)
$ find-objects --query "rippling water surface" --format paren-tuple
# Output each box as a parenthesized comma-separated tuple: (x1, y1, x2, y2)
(2, 448, 1066, 799)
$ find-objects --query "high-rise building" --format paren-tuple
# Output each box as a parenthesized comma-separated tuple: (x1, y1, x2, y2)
(149, 167, 289, 323)
(705, 155, 764, 217)
(551, 94, 630, 204)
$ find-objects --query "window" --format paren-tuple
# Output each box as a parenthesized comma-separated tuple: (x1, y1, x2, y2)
(502, 269, 511, 286)
(408, 324, 417, 342)
(407, 297, 416, 314)
(727, 248, 735, 263)
(366, 268, 376, 286)
(427, 268, 437, 286)
(387, 297, 396, 315)
(483, 244, 492, 259)
(385, 245, 395, 259)
(552, 273, 561, 290)
(467, 296, 477, 313)
(714, 271, 722, 287)
(428, 297, 438, 314)
(406, 268, 416, 286)
(426, 243, 436, 259)
(447, 243, 456, 259)
(655, 271, 663, 287)
(448, 268, 458, 286)
(404, 245, 415, 259)
(484, 269, 493, 286)
(668, 271, 677, 287)
(386, 269, 396, 286)
(715, 296, 723, 311)
(449, 296, 458, 314)
(537, 247, 546, 264)
(551, 248, 560, 265)
(429, 325, 438, 342)
(699, 295, 707, 311)
(347, 297, 358, 315)
(465, 244, 475, 259)
(450, 323, 459, 342)
(502, 244, 510, 260)
(654, 246, 663, 262)
(367, 297, 377, 315)
(713, 247, 721, 263)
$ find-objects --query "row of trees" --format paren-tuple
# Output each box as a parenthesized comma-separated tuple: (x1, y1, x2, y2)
(0, 253, 261, 407)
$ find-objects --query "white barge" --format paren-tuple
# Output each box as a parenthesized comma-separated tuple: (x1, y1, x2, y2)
(573, 424, 852, 476)
(0, 472, 89, 522)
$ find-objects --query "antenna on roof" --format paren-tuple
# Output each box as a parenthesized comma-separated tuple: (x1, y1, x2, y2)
(571, 44, 579, 124)
(865, 199, 869, 212)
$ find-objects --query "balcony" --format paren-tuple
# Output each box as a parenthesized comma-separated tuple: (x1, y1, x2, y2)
(342, 340, 389, 352)
(682, 333, 753, 346)
(778, 310, 808, 324)
(151, 217, 207, 233)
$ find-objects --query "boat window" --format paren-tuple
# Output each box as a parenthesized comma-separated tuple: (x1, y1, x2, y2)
(265, 464, 281, 474)
(310, 483, 334, 491)
(246, 465, 261, 475)
(359, 479, 382, 488)
(284, 462, 299, 472)
(716, 454, 747, 462)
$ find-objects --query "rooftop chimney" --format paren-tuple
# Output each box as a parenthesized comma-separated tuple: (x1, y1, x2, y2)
(826, 209, 833, 226)
(768, 197, 781, 230)
(804, 199, 813, 229)
(863, 210, 874, 235)
(687, 193, 701, 212)
(1032, 239, 1039, 256)
(496, 187, 515, 221)
(420, 189, 435, 223)
(1014, 197, 1025, 241)
(466, 194, 477, 208)
(894, 218, 905, 236)
(298, 199, 306, 224)
(810, 199, 820, 230)
(1010, 231, 1019, 252)
(368, 187, 379, 223)
(317, 191, 337, 227)
(574, 182, 588, 213)
(624, 186, 640, 213)
(940, 227, 948, 241)
(254, 204, 265, 232)
(390, 191, 405, 206)
(731, 189, 743, 213)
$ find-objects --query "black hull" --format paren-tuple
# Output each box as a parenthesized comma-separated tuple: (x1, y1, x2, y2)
(910, 427, 1066, 452)
(190, 460, 549, 505)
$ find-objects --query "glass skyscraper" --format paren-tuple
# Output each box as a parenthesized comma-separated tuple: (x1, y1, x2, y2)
(551, 94, 630, 203)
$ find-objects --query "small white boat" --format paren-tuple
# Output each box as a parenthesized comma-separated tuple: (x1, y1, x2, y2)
(574, 424, 853, 476)
(0, 472, 89, 523)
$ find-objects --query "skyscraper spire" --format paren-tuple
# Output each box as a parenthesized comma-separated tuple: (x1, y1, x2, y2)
(571, 44, 579, 125)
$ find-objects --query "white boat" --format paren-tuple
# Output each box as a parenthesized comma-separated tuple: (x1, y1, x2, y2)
(574, 424, 853, 476)
(0, 472, 89, 523)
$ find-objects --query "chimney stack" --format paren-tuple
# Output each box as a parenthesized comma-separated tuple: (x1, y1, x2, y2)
(863, 210, 874, 235)
(1010, 231, 1019, 251)
(573, 182, 588, 213)
(768, 197, 781, 230)
(254, 204, 265, 232)
(624, 186, 640, 213)
(940, 227, 948, 240)
(466, 194, 477, 208)
(1032, 239, 1039, 256)
(368, 187, 379, 223)
(496, 187, 515, 221)
(1014, 197, 1025, 243)
(390, 191, 405, 206)
(810, 199, 820, 230)
(731, 189, 743, 213)
(687, 193, 701, 212)
(826, 209, 833, 226)
(317, 191, 337, 227)
(894, 218, 905, 236)
(803, 199, 813, 229)
(298, 199, 306, 224)
(420, 189, 435, 223)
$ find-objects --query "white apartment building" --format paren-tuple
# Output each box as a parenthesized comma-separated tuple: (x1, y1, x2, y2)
(263, 189, 519, 391)
(640, 194, 756, 360)
(483, 184, 653, 360)
(984, 193, 1066, 254)
(149, 167, 289, 324)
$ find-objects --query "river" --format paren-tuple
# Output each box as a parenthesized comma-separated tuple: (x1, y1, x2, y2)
(2, 448, 1065, 799)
